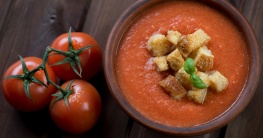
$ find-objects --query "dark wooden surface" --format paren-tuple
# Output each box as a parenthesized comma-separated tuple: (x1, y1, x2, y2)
(0, 0, 262, 137)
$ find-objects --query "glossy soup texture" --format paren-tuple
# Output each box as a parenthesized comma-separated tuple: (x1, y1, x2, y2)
(116, 1, 249, 127)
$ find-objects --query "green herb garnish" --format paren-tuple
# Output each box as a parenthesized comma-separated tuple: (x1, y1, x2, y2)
(184, 58, 206, 89)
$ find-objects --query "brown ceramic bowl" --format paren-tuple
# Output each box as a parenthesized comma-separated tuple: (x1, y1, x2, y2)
(104, 0, 261, 136)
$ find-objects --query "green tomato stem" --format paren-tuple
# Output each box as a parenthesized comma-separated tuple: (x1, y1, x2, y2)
(4, 28, 87, 107)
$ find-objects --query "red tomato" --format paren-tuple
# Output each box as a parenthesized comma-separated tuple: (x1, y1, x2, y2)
(49, 79, 101, 134)
(47, 32, 102, 81)
(1, 57, 57, 112)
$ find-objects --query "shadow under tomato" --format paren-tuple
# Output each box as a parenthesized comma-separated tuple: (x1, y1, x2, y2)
(17, 106, 103, 137)
(16, 106, 61, 137)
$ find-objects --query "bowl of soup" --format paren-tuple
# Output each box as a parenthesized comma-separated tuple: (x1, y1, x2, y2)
(104, 0, 261, 136)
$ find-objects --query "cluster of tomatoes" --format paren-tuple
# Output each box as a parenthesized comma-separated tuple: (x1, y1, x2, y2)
(1, 28, 102, 134)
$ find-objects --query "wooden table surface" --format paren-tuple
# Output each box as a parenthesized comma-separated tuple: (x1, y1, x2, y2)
(0, 0, 262, 137)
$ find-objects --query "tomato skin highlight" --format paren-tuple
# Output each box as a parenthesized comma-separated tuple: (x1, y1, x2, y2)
(48, 32, 102, 81)
(49, 79, 101, 134)
(1, 57, 57, 112)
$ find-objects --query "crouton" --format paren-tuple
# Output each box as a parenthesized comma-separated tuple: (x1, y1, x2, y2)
(166, 49, 184, 72)
(196, 71, 211, 88)
(189, 46, 207, 58)
(187, 88, 207, 104)
(166, 30, 182, 46)
(208, 71, 229, 92)
(175, 67, 192, 90)
(177, 29, 211, 58)
(177, 36, 189, 58)
(192, 46, 214, 71)
(159, 75, 187, 99)
(147, 34, 172, 57)
(152, 56, 169, 72)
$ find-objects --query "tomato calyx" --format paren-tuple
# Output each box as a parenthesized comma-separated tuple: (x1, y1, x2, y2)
(3, 48, 62, 102)
(4, 56, 48, 101)
(51, 80, 75, 109)
(49, 27, 92, 78)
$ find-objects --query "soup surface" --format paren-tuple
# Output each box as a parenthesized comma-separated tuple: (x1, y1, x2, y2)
(116, 1, 249, 127)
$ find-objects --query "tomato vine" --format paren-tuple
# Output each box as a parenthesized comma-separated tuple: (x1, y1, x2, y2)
(4, 28, 92, 109)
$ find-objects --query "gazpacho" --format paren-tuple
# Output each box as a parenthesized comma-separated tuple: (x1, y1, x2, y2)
(116, 1, 249, 127)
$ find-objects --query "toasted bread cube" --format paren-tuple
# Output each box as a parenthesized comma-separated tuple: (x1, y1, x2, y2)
(193, 46, 214, 71)
(189, 45, 208, 58)
(166, 49, 184, 72)
(166, 30, 182, 46)
(177, 36, 189, 58)
(178, 29, 211, 58)
(159, 75, 187, 99)
(196, 71, 211, 88)
(208, 71, 229, 92)
(147, 34, 172, 57)
(187, 88, 207, 104)
(152, 56, 169, 72)
(175, 67, 192, 90)
(191, 71, 211, 90)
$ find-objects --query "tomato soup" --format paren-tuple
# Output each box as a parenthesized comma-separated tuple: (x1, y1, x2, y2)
(116, 1, 249, 127)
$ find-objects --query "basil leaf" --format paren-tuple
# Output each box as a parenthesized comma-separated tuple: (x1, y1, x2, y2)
(184, 58, 195, 74)
(190, 74, 207, 89)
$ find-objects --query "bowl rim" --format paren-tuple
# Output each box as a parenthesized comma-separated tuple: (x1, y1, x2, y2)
(104, 0, 261, 136)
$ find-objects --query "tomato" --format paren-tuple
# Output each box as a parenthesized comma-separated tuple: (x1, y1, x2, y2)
(49, 79, 101, 134)
(47, 32, 102, 81)
(1, 57, 57, 112)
